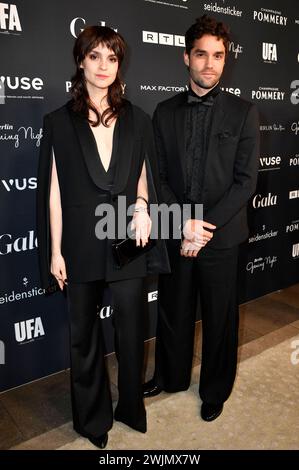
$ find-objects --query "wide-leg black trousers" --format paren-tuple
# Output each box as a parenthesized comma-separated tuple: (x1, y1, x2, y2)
(154, 243, 239, 405)
(67, 277, 147, 439)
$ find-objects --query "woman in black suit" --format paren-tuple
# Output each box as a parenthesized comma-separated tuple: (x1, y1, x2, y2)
(37, 26, 169, 449)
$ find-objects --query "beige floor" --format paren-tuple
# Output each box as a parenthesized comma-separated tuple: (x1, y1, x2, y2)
(1, 284, 299, 450)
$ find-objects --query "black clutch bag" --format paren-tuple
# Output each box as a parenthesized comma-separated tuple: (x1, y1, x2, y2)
(112, 237, 156, 268)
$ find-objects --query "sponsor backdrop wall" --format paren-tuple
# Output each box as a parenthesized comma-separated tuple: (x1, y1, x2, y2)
(0, 0, 298, 391)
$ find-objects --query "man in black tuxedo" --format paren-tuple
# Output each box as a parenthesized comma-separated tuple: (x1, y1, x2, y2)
(143, 15, 260, 421)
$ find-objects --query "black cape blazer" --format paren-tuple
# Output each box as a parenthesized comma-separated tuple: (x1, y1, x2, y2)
(37, 100, 170, 291)
(153, 90, 260, 248)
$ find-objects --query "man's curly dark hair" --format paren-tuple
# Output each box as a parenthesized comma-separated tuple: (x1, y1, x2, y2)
(185, 15, 230, 56)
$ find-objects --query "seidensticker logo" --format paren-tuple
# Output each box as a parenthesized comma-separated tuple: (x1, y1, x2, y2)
(142, 30, 185, 47)
(14, 317, 45, 343)
(0, 2, 21, 33)
(203, 1, 242, 17)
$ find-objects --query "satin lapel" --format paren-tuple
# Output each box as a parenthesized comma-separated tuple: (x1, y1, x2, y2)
(112, 101, 134, 195)
(205, 92, 226, 161)
(174, 95, 188, 186)
(67, 106, 108, 189)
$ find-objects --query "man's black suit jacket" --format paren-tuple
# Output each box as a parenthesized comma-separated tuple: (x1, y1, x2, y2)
(153, 90, 260, 248)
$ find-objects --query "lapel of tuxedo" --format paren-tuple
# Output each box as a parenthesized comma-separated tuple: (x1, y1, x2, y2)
(67, 101, 134, 193)
(206, 92, 226, 158)
(68, 104, 107, 189)
(174, 93, 188, 186)
(112, 101, 134, 195)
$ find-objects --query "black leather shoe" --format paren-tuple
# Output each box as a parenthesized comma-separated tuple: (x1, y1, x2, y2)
(88, 432, 108, 449)
(143, 378, 162, 398)
(201, 402, 223, 422)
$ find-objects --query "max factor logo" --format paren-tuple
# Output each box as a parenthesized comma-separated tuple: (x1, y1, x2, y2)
(262, 42, 277, 62)
(252, 193, 277, 208)
(1, 177, 37, 192)
(0, 2, 21, 32)
(14, 317, 45, 343)
(70, 18, 117, 38)
(142, 30, 185, 47)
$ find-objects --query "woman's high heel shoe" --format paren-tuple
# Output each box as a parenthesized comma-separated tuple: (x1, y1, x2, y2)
(88, 432, 108, 449)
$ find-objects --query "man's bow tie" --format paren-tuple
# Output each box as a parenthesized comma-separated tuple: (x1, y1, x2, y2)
(187, 93, 214, 106)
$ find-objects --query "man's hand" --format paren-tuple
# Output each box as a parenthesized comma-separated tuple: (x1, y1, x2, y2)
(183, 219, 216, 245)
(180, 238, 202, 258)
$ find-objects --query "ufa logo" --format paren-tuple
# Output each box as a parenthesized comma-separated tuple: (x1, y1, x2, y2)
(262, 43, 277, 62)
(292, 243, 299, 258)
(0, 2, 21, 32)
(14, 317, 45, 343)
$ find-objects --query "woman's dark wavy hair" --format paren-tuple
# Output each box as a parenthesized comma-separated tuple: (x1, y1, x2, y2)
(70, 25, 126, 127)
(185, 15, 230, 56)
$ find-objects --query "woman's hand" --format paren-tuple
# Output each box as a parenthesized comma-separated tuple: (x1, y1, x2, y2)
(50, 253, 68, 290)
(131, 208, 152, 247)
